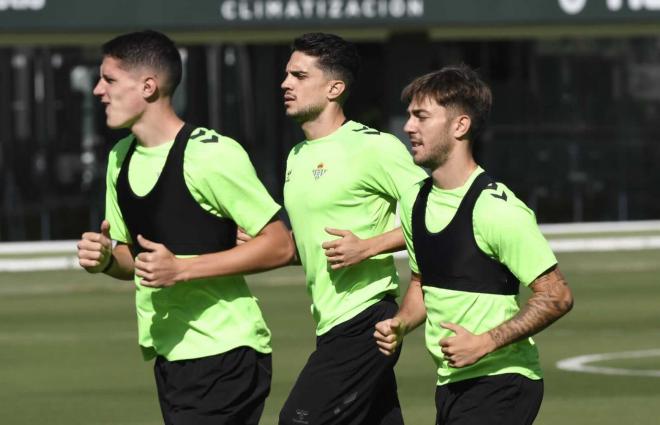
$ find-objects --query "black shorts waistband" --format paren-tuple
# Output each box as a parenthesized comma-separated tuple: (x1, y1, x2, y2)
(319, 294, 398, 343)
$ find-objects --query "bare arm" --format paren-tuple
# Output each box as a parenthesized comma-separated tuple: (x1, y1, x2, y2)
(290, 231, 302, 266)
(323, 227, 405, 270)
(487, 266, 574, 350)
(103, 243, 136, 280)
(395, 272, 427, 334)
(374, 272, 427, 355)
(238, 227, 301, 266)
(439, 266, 574, 368)
(134, 219, 295, 287)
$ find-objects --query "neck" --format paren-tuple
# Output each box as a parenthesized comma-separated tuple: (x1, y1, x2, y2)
(431, 148, 478, 190)
(131, 102, 184, 148)
(300, 104, 346, 141)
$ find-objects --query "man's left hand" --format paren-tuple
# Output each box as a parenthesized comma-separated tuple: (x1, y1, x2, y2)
(134, 235, 183, 288)
(439, 322, 495, 368)
(322, 228, 369, 270)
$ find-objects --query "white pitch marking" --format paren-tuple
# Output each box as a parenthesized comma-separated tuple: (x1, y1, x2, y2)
(0, 331, 136, 343)
(548, 236, 660, 252)
(0, 256, 81, 272)
(540, 220, 660, 235)
(0, 240, 77, 254)
(556, 349, 660, 377)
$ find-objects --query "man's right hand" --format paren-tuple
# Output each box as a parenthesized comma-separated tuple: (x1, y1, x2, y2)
(236, 227, 251, 245)
(374, 317, 406, 356)
(77, 220, 113, 273)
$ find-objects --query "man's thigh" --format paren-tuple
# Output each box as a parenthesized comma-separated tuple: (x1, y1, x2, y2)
(435, 374, 543, 425)
(280, 299, 402, 425)
(155, 347, 272, 425)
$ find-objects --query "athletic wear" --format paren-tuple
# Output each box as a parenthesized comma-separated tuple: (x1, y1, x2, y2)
(279, 297, 403, 425)
(116, 124, 237, 257)
(105, 125, 279, 361)
(400, 166, 556, 385)
(155, 347, 272, 425)
(281, 120, 424, 425)
(283, 120, 427, 335)
(434, 374, 543, 425)
(412, 174, 519, 296)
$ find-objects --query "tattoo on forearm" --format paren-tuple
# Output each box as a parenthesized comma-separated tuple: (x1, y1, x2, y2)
(488, 269, 573, 349)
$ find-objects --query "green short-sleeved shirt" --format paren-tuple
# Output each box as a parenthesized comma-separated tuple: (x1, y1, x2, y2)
(283, 121, 427, 335)
(105, 127, 280, 361)
(400, 166, 557, 385)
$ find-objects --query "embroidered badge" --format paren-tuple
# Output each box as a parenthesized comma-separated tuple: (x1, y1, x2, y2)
(312, 163, 327, 180)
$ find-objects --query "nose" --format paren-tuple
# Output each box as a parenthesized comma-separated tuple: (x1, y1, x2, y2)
(403, 117, 415, 134)
(281, 73, 292, 91)
(92, 79, 104, 97)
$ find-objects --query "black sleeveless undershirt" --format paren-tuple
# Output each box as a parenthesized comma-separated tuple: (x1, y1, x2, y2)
(116, 124, 237, 257)
(411, 172, 519, 295)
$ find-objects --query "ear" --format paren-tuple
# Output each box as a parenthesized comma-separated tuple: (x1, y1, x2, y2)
(453, 115, 471, 140)
(327, 80, 346, 102)
(142, 76, 158, 98)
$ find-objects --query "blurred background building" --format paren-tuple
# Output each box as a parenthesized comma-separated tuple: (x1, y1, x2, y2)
(1, 0, 659, 241)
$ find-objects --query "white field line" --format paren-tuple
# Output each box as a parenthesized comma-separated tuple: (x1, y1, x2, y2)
(4, 237, 658, 271)
(0, 240, 77, 254)
(539, 220, 660, 235)
(1, 220, 658, 255)
(1, 220, 660, 271)
(0, 256, 81, 272)
(556, 349, 660, 378)
(0, 282, 133, 296)
(547, 235, 660, 252)
(0, 331, 135, 343)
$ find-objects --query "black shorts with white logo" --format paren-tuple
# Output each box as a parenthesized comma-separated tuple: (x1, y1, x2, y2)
(279, 295, 403, 425)
(435, 373, 543, 425)
(154, 346, 272, 425)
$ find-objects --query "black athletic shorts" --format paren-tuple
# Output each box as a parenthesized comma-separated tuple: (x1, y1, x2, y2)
(154, 346, 272, 425)
(435, 373, 544, 425)
(279, 295, 403, 425)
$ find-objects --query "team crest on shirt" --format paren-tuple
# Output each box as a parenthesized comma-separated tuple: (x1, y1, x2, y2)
(285, 169, 292, 182)
(312, 163, 327, 180)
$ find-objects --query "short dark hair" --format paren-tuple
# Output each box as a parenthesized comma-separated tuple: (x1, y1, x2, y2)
(402, 64, 492, 143)
(292, 32, 361, 103)
(102, 30, 182, 97)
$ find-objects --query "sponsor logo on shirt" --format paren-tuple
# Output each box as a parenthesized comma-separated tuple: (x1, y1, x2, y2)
(312, 163, 327, 180)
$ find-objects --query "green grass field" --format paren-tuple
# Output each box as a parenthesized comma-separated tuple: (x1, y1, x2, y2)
(0, 250, 658, 425)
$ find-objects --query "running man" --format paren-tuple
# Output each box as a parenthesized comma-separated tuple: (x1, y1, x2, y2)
(279, 32, 427, 425)
(375, 65, 573, 425)
(77, 30, 294, 425)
